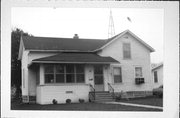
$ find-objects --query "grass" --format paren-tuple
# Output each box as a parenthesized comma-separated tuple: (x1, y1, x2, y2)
(116, 96, 163, 107)
(11, 99, 162, 111)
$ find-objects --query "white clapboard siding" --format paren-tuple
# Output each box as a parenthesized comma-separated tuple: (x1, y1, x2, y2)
(99, 33, 153, 91)
(36, 84, 90, 104)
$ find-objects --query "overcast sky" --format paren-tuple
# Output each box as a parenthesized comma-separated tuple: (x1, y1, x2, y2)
(11, 8, 163, 63)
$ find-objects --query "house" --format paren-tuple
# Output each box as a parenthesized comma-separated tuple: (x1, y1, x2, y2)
(18, 30, 155, 104)
(152, 63, 163, 89)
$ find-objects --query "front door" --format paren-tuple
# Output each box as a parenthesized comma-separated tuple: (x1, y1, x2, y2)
(94, 65, 104, 91)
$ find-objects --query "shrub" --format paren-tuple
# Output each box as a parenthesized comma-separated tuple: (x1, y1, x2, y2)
(115, 93, 122, 101)
(66, 99, 71, 104)
(52, 99, 57, 104)
(115, 95, 121, 101)
(79, 99, 85, 103)
(11, 85, 17, 100)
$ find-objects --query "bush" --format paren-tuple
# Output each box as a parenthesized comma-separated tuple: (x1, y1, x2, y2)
(66, 99, 71, 104)
(79, 99, 85, 103)
(11, 85, 17, 100)
(115, 94, 121, 101)
(52, 99, 57, 104)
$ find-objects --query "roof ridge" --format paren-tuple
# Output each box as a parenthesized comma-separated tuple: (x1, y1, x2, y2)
(23, 35, 106, 41)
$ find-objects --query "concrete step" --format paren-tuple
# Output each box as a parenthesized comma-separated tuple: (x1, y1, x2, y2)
(90, 91, 114, 102)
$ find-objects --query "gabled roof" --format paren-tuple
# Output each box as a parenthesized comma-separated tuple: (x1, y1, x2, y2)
(21, 30, 155, 52)
(22, 36, 106, 52)
(32, 53, 119, 64)
(152, 63, 163, 71)
(95, 30, 155, 52)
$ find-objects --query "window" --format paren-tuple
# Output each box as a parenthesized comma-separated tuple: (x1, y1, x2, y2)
(66, 65, 75, 83)
(76, 65, 85, 83)
(56, 65, 65, 83)
(154, 71, 158, 83)
(113, 67, 122, 83)
(44, 64, 85, 84)
(44, 65, 54, 83)
(135, 67, 143, 78)
(123, 43, 131, 59)
(135, 67, 144, 84)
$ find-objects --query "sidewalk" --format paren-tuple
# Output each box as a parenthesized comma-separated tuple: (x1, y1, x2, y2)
(104, 101, 163, 110)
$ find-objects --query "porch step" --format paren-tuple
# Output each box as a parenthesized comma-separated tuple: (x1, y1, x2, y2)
(89, 91, 114, 102)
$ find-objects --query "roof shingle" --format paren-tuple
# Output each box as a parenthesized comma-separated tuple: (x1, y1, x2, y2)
(33, 53, 119, 64)
(22, 36, 106, 52)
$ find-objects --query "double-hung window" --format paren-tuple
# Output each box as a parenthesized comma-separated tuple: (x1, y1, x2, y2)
(135, 67, 144, 84)
(123, 43, 131, 59)
(154, 71, 158, 83)
(135, 67, 143, 78)
(113, 67, 122, 83)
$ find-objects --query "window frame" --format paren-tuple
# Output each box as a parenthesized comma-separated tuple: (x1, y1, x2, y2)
(123, 42, 131, 59)
(135, 66, 143, 78)
(113, 66, 122, 84)
(154, 71, 158, 83)
(44, 64, 85, 84)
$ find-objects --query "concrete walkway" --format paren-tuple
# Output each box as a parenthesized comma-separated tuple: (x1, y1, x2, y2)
(104, 102, 163, 110)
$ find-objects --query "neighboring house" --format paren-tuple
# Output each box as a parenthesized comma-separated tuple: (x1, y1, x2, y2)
(152, 63, 163, 88)
(18, 30, 155, 104)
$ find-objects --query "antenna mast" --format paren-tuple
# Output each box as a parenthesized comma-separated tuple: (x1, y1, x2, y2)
(108, 9, 115, 38)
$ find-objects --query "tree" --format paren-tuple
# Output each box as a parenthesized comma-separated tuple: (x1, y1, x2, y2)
(11, 28, 32, 90)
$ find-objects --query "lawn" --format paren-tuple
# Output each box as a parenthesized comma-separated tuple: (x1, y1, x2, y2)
(117, 96, 163, 107)
(11, 100, 162, 111)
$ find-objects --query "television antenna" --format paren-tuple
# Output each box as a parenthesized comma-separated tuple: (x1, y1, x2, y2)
(108, 9, 115, 38)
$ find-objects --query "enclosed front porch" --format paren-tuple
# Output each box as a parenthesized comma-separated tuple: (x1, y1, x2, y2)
(27, 53, 119, 104)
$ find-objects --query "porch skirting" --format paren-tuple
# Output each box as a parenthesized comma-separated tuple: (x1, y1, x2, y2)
(36, 84, 90, 104)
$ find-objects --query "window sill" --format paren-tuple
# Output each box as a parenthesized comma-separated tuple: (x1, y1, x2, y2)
(38, 83, 88, 86)
(112, 83, 123, 85)
(123, 58, 132, 60)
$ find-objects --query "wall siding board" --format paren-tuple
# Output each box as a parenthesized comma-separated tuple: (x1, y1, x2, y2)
(98, 33, 153, 92)
(36, 85, 89, 104)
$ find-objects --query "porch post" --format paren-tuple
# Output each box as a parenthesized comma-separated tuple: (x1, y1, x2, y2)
(103, 64, 111, 91)
(39, 64, 44, 85)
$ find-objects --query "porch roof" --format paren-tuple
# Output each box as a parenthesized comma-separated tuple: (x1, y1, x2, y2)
(32, 53, 119, 64)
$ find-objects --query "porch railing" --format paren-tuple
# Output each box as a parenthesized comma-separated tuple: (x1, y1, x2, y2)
(108, 83, 115, 99)
(89, 84, 95, 101)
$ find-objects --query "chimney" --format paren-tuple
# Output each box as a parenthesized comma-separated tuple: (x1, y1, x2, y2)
(73, 34, 79, 39)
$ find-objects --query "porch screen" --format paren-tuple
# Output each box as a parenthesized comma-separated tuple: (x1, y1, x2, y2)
(113, 67, 122, 83)
(44, 64, 85, 84)
(94, 65, 103, 85)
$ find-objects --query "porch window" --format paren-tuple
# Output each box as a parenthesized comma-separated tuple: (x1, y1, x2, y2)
(44, 64, 85, 84)
(66, 65, 75, 83)
(123, 43, 131, 59)
(113, 67, 122, 83)
(56, 65, 65, 83)
(135, 67, 143, 78)
(44, 65, 54, 83)
(76, 65, 85, 83)
(154, 71, 158, 83)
